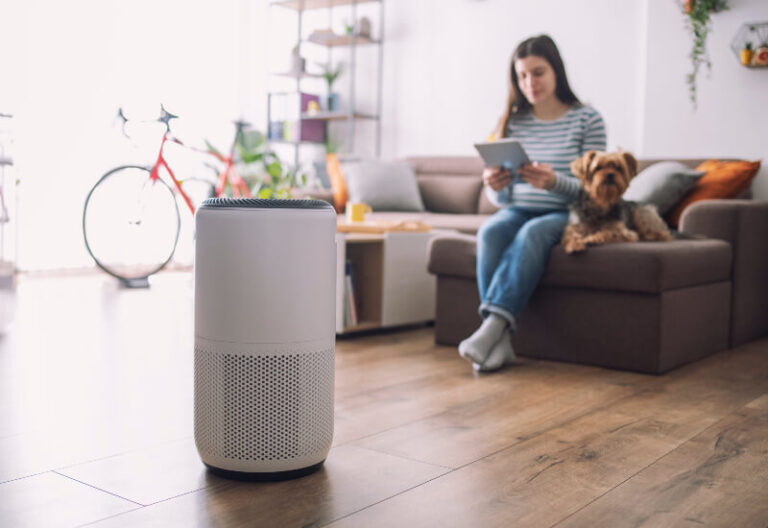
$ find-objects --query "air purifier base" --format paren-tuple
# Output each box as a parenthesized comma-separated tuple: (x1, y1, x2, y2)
(204, 460, 325, 481)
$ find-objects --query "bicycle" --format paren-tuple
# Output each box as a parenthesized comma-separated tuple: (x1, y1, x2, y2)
(82, 106, 252, 286)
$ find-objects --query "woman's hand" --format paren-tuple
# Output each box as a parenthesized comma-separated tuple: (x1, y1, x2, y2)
(518, 162, 556, 190)
(482, 166, 512, 191)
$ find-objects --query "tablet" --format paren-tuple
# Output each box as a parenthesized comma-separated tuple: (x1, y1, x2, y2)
(474, 138, 531, 171)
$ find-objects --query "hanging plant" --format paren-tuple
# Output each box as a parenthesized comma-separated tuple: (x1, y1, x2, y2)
(681, 0, 729, 108)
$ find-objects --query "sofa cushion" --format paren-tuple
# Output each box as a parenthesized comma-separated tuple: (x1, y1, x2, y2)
(427, 233, 478, 278)
(477, 186, 500, 215)
(542, 240, 732, 293)
(407, 156, 485, 215)
(417, 175, 483, 214)
(666, 159, 761, 226)
(623, 161, 704, 215)
(327, 153, 349, 213)
(343, 159, 425, 212)
(428, 236, 732, 294)
(406, 156, 485, 176)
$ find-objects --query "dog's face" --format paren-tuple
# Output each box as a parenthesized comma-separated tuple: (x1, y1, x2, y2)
(570, 150, 638, 209)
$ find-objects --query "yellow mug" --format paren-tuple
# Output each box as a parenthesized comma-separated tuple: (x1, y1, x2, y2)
(346, 202, 372, 223)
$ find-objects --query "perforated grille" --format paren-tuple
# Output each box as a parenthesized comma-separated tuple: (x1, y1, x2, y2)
(194, 346, 334, 461)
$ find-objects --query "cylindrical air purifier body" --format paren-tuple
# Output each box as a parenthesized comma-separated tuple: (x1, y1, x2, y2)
(194, 198, 336, 480)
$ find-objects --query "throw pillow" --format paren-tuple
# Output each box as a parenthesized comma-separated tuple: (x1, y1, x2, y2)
(326, 153, 348, 213)
(666, 159, 761, 226)
(623, 161, 704, 215)
(342, 159, 425, 212)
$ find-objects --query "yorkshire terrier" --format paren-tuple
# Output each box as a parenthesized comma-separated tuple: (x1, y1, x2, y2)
(561, 150, 673, 254)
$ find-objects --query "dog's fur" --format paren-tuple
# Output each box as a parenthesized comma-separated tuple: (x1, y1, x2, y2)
(561, 150, 673, 254)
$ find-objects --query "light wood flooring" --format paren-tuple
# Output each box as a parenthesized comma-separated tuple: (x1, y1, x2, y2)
(1, 272, 767, 527)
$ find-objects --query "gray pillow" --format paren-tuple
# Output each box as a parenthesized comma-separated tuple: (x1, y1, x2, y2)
(342, 159, 425, 212)
(624, 161, 704, 214)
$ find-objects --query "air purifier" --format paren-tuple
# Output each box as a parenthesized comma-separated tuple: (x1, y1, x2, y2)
(194, 197, 336, 480)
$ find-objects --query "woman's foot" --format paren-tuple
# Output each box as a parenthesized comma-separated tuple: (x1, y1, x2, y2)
(458, 314, 508, 365)
(473, 334, 516, 373)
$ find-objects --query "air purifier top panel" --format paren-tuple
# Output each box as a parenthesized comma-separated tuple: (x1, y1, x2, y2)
(200, 198, 334, 211)
(195, 199, 336, 345)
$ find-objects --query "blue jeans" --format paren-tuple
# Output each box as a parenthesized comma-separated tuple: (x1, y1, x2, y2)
(476, 207, 568, 328)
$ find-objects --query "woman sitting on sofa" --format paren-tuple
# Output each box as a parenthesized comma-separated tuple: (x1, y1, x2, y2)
(459, 34, 607, 372)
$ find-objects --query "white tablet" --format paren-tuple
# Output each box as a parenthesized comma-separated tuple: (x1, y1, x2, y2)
(474, 138, 531, 171)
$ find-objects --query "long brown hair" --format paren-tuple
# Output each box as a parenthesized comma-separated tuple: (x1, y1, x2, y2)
(493, 35, 581, 139)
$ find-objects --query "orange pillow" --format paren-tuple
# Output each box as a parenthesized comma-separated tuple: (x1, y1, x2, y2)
(666, 159, 761, 226)
(326, 153, 348, 213)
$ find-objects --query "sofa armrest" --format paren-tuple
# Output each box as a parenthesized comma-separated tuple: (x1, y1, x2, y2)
(679, 199, 768, 347)
(427, 234, 477, 279)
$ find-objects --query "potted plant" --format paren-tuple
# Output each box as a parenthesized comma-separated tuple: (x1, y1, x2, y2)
(206, 128, 304, 199)
(320, 62, 343, 112)
(740, 41, 754, 66)
(682, 0, 729, 108)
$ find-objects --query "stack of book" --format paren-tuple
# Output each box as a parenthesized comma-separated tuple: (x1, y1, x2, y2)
(343, 259, 359, 328)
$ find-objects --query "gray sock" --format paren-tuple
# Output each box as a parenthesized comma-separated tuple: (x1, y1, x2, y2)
(473, 334, 516, 373)
(458, 313, 508, 365)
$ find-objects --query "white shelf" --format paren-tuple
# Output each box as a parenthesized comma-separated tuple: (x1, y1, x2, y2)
(270, 71, 324, 79)
(304, 35, 380, 47)
(300, 111, 378, 121)
(271, 0, 380, 11)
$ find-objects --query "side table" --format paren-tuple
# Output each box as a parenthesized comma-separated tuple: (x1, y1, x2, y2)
(335, 230, 446, 334)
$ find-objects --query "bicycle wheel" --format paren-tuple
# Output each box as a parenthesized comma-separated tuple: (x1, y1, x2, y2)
(83, 165, 180, 281)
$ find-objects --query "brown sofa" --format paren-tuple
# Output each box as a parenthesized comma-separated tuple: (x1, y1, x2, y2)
(410, 157, 767, 374)
(301, 156, 767, 373)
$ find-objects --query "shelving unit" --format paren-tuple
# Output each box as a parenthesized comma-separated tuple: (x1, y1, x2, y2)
(267, 0, 384, 169)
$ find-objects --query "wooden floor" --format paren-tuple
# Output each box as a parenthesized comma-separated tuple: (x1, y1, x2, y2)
(1, 272, 767, 527)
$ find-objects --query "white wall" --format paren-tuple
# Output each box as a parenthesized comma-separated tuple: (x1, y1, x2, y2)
(379, 0, 768, 199)
(640, 0, 768, 200)
(380, 0, 645, 157)
(0, 0, 249, 270)
(2, 0, 766, 271)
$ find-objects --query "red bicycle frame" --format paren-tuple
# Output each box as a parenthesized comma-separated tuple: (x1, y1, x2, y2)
(148, 129, 251, 216)
(149, 132, 195, 214)
(205, 144, 251, 199)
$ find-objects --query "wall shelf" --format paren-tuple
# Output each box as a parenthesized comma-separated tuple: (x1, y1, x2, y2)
(301, 111, 378, 121)
(304, 35, 380, 47)
(269, 139, 326, 146)
(271, 71, 324, 79)
(730, 21, 768, 68)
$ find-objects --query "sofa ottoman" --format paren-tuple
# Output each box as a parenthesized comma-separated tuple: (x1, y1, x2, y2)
(428, 237, 733, 374)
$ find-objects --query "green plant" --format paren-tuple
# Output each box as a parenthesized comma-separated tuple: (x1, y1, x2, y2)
(744, 41, 753, 51)
(682, 0, 729, 108)
(205, 128, 305, 199)
(325, 136, 339, 155)
(320, 62, 343, 91)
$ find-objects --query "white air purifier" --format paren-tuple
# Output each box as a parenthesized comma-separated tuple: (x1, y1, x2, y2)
(194, 197, 336, 480)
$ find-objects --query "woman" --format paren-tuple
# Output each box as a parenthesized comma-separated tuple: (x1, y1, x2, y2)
(459, 34, 607, 372)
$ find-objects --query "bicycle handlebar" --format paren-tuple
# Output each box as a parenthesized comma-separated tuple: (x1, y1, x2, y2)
(116, 105, 179, 138)
(158, 105, 178, 132)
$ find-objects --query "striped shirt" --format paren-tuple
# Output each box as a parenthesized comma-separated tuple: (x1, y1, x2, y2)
(487, 105, 607, 210)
